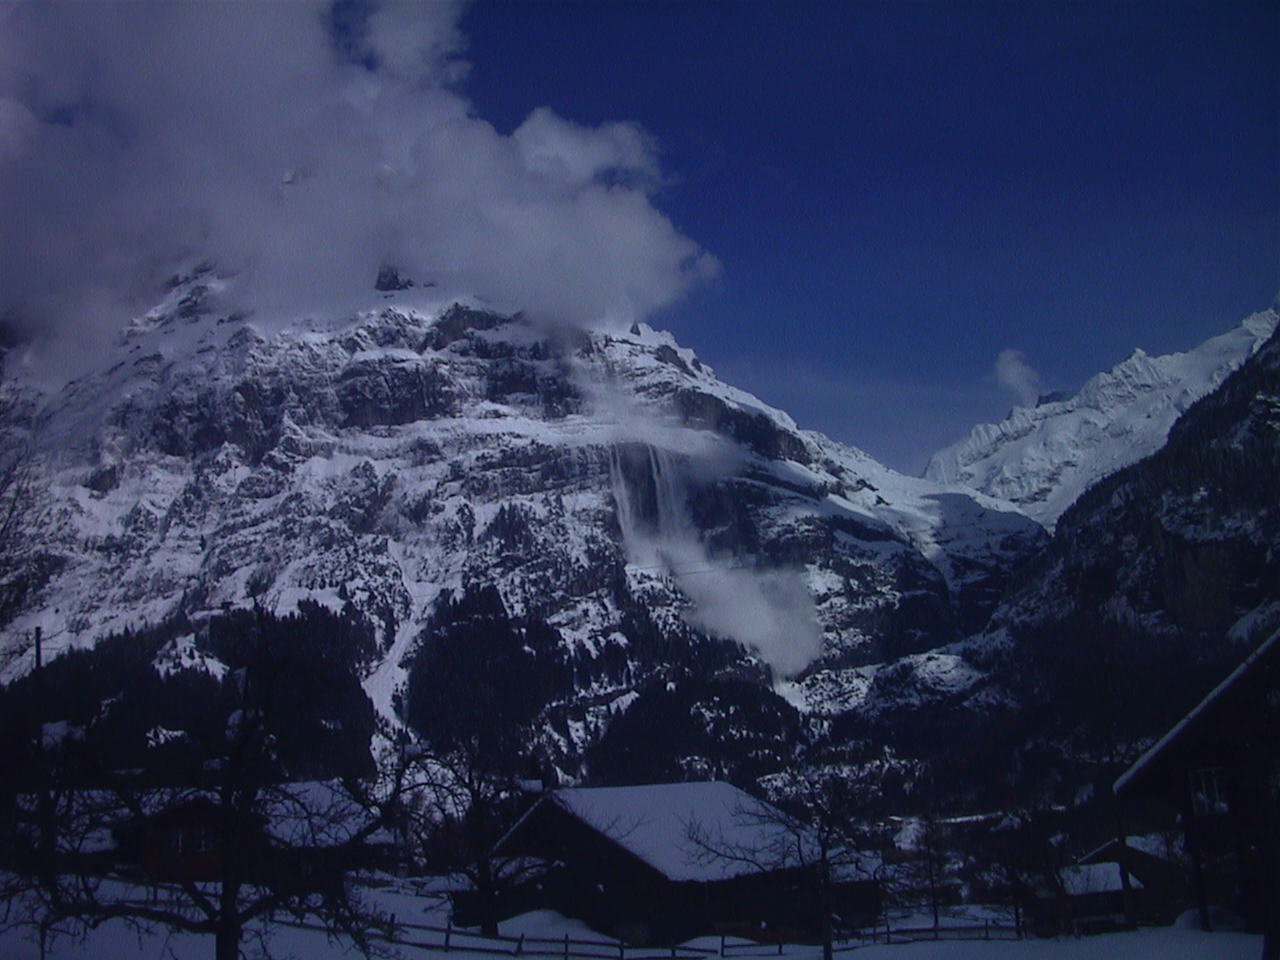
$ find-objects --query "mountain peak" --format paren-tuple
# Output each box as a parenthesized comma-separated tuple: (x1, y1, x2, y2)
(924, 307, 1278, 527)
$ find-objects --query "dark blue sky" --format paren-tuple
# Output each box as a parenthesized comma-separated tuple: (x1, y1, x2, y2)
(462, 0, 1279, 472)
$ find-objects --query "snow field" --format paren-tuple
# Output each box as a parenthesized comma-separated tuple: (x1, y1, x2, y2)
(0, 896, 1261, 960)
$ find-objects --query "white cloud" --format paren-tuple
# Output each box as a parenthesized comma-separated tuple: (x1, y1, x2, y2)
(363, 1, 469, 85)
(994, 348, 1042, 408)
(680, 564, 823, 679)
(513, 107, 660, 187)
(0, 1, 714, 380)
(0, 97, 37, 160)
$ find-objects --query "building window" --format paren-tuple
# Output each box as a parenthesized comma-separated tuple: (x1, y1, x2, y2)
(1189, 767, 1227, 816)
(174, 826, 215, 854)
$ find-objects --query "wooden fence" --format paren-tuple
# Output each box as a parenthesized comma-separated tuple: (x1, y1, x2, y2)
(393, 920, 717, 960)
(132, 881, 1022, 957)
(279, 917, 720, 960)
(835, 918, 1021, 949)
(717, 938, 785, 957)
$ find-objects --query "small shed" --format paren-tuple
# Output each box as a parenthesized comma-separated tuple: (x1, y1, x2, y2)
(1113, 628, 1280, 948)
(1024, 861, 1145, 937)
(1075, 835, 1186, 922)
(494, 782, 878, 944)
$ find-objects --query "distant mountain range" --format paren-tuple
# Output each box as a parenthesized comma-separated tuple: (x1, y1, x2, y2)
(926, 306, 1277, 527)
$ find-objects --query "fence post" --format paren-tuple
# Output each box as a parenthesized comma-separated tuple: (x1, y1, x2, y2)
(517, 934, 525, 955)
(445, 920, 452, 952)
(618, 938, 624, 960)
(720, 934, 725, 958)
(564, 933, 569, 960)
(776, 943, 782, 956)
(984, 920, 989, 940)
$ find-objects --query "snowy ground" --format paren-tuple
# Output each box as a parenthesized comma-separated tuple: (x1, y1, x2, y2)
(0, 882, 1262, 960)
(832, 930, 1260, 960)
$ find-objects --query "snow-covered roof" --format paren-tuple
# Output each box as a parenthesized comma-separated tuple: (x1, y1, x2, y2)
(539, 782, 818, 883)
(261, 780, 384, 848)
(1114, 628, 1280, 795)
(1057, 862, 1143, 896)
(1077, 834, 1178, 866)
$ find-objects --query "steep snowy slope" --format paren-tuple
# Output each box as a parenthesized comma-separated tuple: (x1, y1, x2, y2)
(925, 307, 1278, 527)
(0, 274, 1044, 773)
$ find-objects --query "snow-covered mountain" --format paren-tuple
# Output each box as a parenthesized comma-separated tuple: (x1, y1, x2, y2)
(6, 271, 1280, 802)
(925, 307, 1278, 527)
(0, 271, 1044, 775)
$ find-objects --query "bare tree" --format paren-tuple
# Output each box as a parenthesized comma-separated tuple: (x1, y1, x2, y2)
(686, 771, 881, 960)
(882, 810, 952, 932)
(967, 805, 1074, 936)
(392, 738, 540, 936)
(7, 711, 401, 960)
(2, 613, 403, 960)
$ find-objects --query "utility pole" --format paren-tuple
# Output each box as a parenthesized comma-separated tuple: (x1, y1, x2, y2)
(33, 626, 48, 960)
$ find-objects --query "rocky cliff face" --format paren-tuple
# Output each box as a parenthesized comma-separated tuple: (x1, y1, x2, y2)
(925, 308, 1278, 528)
(0, 277, 1045, 778)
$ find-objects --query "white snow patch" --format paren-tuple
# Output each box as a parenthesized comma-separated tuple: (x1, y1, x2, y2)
(153, 634, 228, 680)
(532, 782, 818, 882)
(1058, 862, 1142, 896)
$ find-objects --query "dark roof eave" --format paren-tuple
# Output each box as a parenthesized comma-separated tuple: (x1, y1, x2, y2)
(1114, 628, 1280, 797)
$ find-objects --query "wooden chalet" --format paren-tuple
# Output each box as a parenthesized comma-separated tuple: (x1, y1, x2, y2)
(1113, 629, 1280, 954)
(109, 780, 395, 888)
(112, 794, 260, 882)
(493, 782, 879, 944)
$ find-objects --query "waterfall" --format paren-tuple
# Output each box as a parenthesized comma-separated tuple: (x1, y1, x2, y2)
(608, 442, 697, 571)
(608, 444, 639, 549)
(607, 440, 822, 678)
(647, 444, 690, 542)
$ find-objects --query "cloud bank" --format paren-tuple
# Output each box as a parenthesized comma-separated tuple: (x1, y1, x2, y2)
(0, 1, 716, 379)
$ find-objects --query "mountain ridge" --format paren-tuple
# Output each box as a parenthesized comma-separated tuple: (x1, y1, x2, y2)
(925, 307, 1278, 527)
